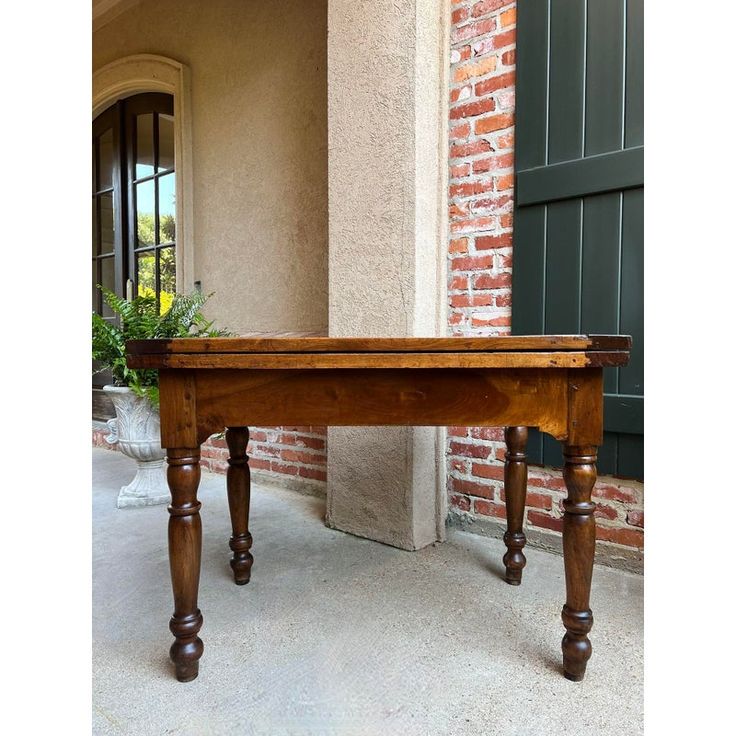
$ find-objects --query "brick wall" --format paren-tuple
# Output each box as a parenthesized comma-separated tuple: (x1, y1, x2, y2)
(93, 424, 326, 488)
(200, 427, 326, 484)
(446, 0, 644, 559)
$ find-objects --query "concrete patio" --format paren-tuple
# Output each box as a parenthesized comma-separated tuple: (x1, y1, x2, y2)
(92, 448, 643, 735)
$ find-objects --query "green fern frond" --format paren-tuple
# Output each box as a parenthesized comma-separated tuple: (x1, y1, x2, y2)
(92, 286, 230, 401)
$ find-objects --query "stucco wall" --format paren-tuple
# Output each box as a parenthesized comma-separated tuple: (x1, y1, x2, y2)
(93, 0, 328, 334)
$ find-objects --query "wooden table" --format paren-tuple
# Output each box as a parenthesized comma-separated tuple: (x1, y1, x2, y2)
(126, 334, 631, 683)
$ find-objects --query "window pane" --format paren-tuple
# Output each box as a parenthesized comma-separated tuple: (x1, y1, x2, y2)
(158, 113, 174, 172)
(100, 256, 116, 316)
(136, 180, 155, 246)
(92, 197, 99, 257)
(98, 128, 114, 190)
(136, 251, 156, 298)
(136, 113, 154, 179)
(158, 173, 176, 244)
(159, 247, 176, 313)
(99, 192, 115, 255)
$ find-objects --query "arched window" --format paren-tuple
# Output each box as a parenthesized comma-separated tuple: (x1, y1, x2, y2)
(92, 92, 176, 417)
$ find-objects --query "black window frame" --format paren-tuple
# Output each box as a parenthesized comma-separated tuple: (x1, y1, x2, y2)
(92, 92, 176, 420)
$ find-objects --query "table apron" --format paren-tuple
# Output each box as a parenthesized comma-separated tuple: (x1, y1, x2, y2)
(154, 367, 597, 446)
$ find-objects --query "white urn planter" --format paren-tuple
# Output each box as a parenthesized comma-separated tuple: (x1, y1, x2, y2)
(103, 385, 170, 509)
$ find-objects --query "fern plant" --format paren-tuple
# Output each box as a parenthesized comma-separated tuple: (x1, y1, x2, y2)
(92, 287, 230, 407)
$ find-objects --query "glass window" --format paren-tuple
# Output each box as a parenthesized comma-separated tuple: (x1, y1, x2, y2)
(92, 92, 177, 343)
(136, 113, 155, 178)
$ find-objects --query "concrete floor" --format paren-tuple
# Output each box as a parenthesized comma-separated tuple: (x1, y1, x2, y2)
(93, 448, 643, 736)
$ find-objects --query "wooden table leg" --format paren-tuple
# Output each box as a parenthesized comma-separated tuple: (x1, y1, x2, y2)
(225, 427, 254, 585)
(561, 445, 597, 681)
(503, 426, 528, 585)
(167, 448, 204, 682)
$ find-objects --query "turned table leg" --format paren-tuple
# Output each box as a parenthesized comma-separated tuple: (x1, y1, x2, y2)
(225, 427, 254, 585)
(561, 445, 598, 681)
(503, 426, 528, 585)
(166, 448, 204, 682)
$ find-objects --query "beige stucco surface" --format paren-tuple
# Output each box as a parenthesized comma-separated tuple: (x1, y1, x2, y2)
(326, 0, 449, 550)
(93, 0, 328, 334)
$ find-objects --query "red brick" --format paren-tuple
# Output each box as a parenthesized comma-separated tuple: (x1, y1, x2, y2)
(451, 477, 494, 499)
(452, 18, 496, 44)
(471, 314, 510, 327)
(473, 152, 514, 173)
(450, 494, 471, 512)
(449, 179, 494, 198)
(475, 70, 516, 97)
(470, 427, 504, 441)
(450, 163, 471, 179)
(450, 121, 471, 140)
(528, 510, 563, 533)
(500, 488, 554, 510)
(451, 216, 496, 233)
(450, 293, 494, 308)
(248, 458, 272, 472)
(471, 462, 504, 480)
(470, 194, 513, 213)
(280, 449, 325, 465)
(475, 112, 514, 134)
(449, 237, 469, 254)
(450, 254, 494, 271)
(499, 213, 513, 228)
(448, 426, 470, 437)
(500, 7, 516, 26)
(494, 292, 512, 307)
(472, 0, 508, 18)
(492, 28, 515, 50)
(453, 56, 497, 83)
(496, 131, 514, 149)
(277, 433, 325, 450)
(452, 6, 470, 24)
(529, 473, 567, 492)
(450, 140, 493, 158)
(476, 232, 513, 250)
(594, 503, 620, 521)
(474, 499, 506, 518)
(451, 458, 469, 473)
(270, 461, 299, 477)
(450, 98, 496, 120)
(596, 525, 644, 549)
(449, 274, 468, 291)
(496, 173, 514, 190)
(473, 272, 512, 289)
(594, 483, 640, 505)
(252, 444, 281, 458)
(501, 49, 516, 66)
(627, 510, 644, 528)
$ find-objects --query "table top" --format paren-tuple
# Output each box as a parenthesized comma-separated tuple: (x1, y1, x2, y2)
(127, 334, 631, 370)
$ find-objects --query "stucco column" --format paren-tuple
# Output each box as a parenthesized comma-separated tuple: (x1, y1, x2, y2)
(326, 0, 450, 549)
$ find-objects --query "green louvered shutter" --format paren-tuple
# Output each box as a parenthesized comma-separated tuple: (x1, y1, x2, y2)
(512, 0, 644, 478)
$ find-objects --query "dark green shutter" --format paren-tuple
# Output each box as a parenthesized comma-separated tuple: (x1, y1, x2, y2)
(512, 0, 644, 479)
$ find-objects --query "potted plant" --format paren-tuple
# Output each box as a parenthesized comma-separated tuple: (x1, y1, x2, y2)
(92, 287, 229, 508)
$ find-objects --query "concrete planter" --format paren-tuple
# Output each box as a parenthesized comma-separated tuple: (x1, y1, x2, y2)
(103, 385, 169, 509)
